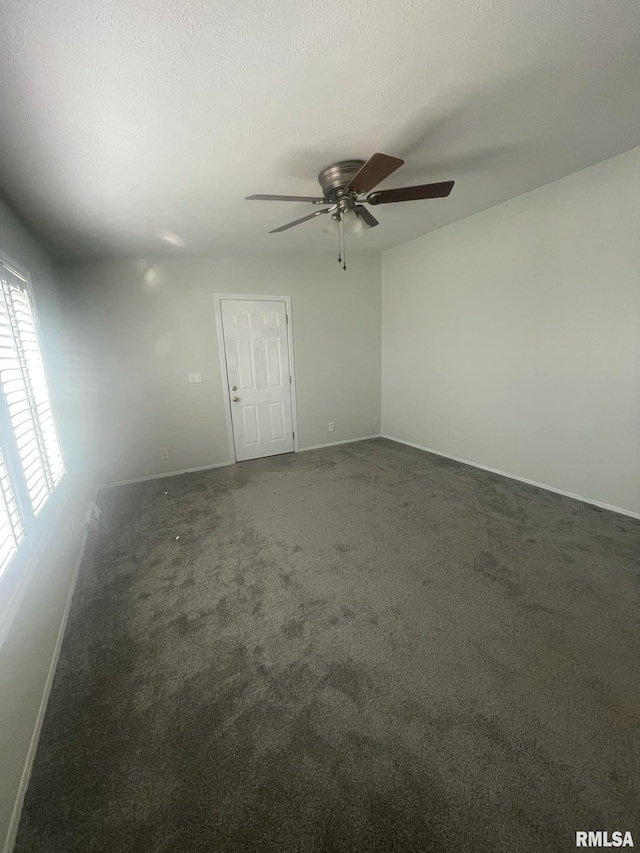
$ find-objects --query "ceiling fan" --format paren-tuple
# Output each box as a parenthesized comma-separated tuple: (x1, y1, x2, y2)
(246, 153, 454, 269)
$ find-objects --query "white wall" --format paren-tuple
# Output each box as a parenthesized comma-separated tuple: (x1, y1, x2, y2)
(0, 200, 95, 852)
(58, 253, 382, 485)
(382, 146, 640, 516)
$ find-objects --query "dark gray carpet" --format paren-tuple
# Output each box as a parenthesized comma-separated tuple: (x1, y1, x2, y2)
(16, 439, 640, 852)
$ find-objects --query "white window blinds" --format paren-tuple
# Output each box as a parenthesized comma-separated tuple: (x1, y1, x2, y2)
(0, 260, 64, 579)
(0, 443, 23, 576)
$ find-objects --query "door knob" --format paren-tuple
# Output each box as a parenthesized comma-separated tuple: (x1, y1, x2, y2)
(232, 396, 240, 402)
(231, 385, 238, 391)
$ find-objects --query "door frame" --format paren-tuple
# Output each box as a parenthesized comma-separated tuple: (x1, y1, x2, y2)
(213, 293, 300, 462)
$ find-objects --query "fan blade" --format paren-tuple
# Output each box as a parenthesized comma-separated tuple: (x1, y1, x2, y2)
(246, 194, 327, 204)
(269, 208, 332, 233)
(347, 153, 404, 194)
(354, 205, 379, 228)
(367, 180, 454, 205)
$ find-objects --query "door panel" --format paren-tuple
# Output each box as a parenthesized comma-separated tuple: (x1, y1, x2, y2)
(241, 405, 260, 446)
(264, 338, 282, 387)
(221, 299, 295, 461)
(235, 339, 256, 389)
(268, 402, 285, 440)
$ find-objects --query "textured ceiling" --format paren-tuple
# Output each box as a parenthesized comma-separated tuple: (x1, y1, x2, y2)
(0, 0, 639, 259)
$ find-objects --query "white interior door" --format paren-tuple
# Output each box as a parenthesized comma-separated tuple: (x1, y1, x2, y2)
(221, 299, 295, 462)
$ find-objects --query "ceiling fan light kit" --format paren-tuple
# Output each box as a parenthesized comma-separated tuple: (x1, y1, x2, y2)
(246, 153, 455, 270)
(323, 214, 341, 238)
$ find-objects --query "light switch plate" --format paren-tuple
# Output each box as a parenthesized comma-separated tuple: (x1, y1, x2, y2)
(188, 372, 203, 383)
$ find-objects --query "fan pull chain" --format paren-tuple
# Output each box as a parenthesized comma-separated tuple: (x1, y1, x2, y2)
(341, 215, 346, 271)
(337, 212, 342, 264)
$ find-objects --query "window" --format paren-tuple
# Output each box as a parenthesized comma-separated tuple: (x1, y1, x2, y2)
(0, 260, 64, 579)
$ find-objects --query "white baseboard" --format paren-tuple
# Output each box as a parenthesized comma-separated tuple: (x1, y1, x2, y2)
(3, 521, 90, 853)
(101, 440, 387, 489)
(102, 460, 234, 489)
(299, 435, 381, 453)
(381, 435, 640, 520)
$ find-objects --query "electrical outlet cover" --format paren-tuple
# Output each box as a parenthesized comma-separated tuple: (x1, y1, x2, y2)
(85, 501, 101, 532)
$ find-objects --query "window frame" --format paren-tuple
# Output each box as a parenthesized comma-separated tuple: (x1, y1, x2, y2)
(0, 249, 68, 594)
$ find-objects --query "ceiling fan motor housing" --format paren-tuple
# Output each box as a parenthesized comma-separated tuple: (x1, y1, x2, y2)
(318, 160, 365, 204)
